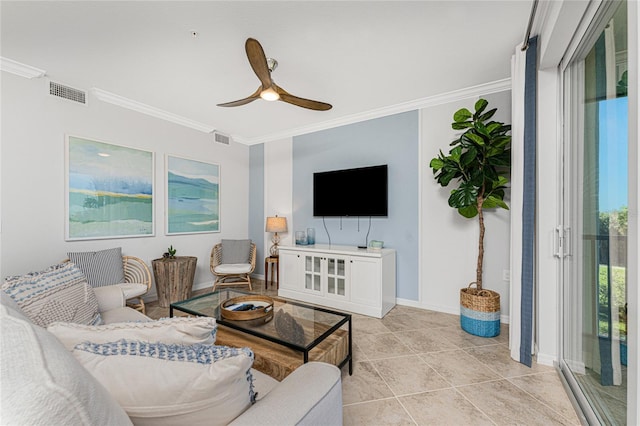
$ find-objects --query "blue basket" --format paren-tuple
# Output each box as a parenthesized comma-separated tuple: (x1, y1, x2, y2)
(460, 305, 501, 337)
(460, 286, 501, 338)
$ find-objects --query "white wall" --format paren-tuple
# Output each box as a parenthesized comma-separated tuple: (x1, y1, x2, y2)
(264, 138, 293, 256)
(1, 73, 250, 296)
(420, 91, 512, 319)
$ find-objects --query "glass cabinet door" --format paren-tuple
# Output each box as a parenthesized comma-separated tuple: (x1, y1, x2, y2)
(326, 256, 347, 297)
(304, 255, 322, 292)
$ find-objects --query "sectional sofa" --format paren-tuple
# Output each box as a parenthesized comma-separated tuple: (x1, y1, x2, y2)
(0, 262, 343, 425)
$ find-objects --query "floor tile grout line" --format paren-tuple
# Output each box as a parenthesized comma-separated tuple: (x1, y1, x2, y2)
(351, 341, 369, 362)
(460, 346, 518, 378)
(393, 393, 421, 426)
(506, 374, 582, 425)
(358, 355, 419, 423)
(413, 350, 461, 389)
(451, 386, 500, 426)
(417, 352, 504, 389)
(341, 395, 398, 407)
(454, 377, 581, 425)
(366, 355, 409, 400)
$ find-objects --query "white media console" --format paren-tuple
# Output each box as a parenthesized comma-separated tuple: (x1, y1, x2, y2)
(278, 244, 396, 318)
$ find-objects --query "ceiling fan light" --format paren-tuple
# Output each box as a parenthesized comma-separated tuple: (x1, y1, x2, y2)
(260, 87, 280, 101)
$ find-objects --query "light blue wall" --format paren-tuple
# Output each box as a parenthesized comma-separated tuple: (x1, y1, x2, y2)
(292, 111, 419, 300)
(249, 144, 265, 274)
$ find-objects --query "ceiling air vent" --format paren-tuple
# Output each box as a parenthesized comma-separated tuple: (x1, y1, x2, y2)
(48, 80, 87, 105)
(213, 131, 232, 145)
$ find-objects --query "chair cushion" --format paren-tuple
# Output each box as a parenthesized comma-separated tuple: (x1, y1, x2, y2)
(116, 282, 148, 299)
(221, 239, 251, 264)
(1, 262, 102, 327)
(68, 247, 125, 287)
(214, 263, 252, 274)
(48, 316, 217, 351)
(73, 340, 255, 426)
(0, 295, 132, 425)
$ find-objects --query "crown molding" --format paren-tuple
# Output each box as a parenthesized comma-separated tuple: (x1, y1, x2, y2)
(0, 57, 46, 79)
(91, 88, 216, 134)
(242, 78, 512, 145)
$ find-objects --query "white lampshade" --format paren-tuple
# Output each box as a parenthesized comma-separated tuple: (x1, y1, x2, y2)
(265, 216, 287, 233)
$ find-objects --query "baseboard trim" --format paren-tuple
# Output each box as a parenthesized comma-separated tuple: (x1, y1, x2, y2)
(192, 280, 213, 292)
(396, 298, 510, 324)
(395, 298, 424, 309)
(536, 352, 557, 367)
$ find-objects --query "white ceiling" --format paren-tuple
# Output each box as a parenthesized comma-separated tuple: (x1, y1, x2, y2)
(1, 1, 533, 144)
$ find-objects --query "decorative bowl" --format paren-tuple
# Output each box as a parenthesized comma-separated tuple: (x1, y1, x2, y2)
(220, 295, 274, 321)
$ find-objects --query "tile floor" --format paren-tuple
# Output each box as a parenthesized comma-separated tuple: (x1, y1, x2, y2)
(146, 281, 580, 425)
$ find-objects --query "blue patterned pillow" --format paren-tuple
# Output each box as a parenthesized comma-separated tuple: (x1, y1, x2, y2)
(73, 339, 255, 425)
(2, 262, 102, 327)
(68, 247, 125, 288)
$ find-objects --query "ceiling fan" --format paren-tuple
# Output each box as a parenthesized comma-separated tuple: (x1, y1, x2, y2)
(217, 38, 332, 111)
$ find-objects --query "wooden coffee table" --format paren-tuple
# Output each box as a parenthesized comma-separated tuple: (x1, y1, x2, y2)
(170, 289, 352, 381)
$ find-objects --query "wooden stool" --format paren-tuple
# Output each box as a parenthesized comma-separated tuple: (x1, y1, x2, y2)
(264, 256, 279, 289)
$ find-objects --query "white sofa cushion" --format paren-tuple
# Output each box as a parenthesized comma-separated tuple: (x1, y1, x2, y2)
(48, 316, 217, 351)
(2, 262, 102, 327)
(73, 339, 255, 426)
(0, 293, 132, 425)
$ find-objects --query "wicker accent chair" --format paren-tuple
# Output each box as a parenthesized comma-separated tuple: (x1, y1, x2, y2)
(210, 242, 257, 291)
(63, 255, 151, 314)
(121, 256, 152, 314)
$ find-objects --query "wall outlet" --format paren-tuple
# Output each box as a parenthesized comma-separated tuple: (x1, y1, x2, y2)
(502, 269, 511, 281)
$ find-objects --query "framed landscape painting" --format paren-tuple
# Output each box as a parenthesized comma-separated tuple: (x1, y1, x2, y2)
(166, 155, 220, 235)
(65, 135, 154, 240)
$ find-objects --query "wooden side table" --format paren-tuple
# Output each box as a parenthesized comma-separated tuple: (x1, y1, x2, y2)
(264, 256, 279, 289)
(151, 256, 197, 308)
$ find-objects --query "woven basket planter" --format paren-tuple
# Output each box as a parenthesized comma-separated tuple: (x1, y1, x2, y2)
(460, 283, 500, 337)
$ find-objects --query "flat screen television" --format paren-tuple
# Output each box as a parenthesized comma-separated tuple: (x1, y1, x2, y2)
(313, 165, 388, 217)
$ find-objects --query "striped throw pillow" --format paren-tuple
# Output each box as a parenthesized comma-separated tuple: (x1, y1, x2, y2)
(68, 247, 125, 288)
(2, 262, 102, 327)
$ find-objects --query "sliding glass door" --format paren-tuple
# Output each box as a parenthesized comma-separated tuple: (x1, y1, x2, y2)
(561, 1, 629, 424)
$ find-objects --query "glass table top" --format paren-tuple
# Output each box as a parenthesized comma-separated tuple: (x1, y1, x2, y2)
(171, 289, 350, 350)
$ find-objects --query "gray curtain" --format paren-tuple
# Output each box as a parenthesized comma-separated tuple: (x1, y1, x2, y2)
(519, 35, 537, 367)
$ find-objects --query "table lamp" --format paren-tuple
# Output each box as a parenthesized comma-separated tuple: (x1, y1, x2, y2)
(265, 215, 287, 256)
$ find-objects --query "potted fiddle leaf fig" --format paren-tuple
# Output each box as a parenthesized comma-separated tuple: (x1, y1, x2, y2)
(429, 98, 511, 337)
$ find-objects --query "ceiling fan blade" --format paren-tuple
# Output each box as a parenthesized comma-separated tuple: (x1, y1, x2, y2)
(276, 85, 332, 111)
(245, 38, 273, 89)
(217, 87, 261, 107)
